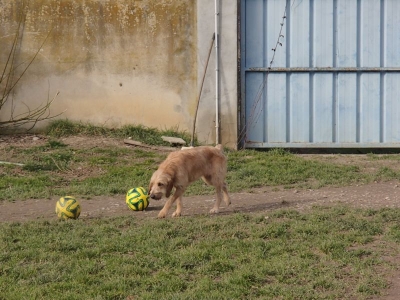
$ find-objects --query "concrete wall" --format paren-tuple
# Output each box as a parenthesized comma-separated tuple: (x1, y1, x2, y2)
(0, 0, 238, 147)
(197, 1, 238, 148)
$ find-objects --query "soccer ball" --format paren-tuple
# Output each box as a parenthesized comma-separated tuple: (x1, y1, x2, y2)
(126, 187, 150, 211)
(56, 196, 81, 220)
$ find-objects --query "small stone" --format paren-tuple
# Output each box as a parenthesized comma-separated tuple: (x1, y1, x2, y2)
(161, 136, 186, 145)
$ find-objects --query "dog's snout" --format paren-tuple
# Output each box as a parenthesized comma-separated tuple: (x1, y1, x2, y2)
(150, 194, 156, 199)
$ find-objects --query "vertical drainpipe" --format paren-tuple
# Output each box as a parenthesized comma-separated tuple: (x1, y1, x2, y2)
(215, 0, 220, 145)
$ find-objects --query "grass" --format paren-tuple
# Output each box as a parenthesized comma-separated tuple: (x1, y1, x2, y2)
(2, 120, 400, 299)
(0, 206, 399, 299)
(45, 119, 197, 146)
(2, 132, 400, 200)
(227, 149, 365, 190)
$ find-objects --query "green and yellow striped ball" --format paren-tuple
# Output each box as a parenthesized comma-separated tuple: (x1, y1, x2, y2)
(126, 187, 149, 211)
(55, 196, 81, 220)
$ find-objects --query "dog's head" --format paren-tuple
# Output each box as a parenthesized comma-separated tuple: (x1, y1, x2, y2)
(148, 170, 174, 200)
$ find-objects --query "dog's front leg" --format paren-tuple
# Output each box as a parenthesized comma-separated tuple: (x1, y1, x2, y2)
(172, 196, 183, 217)
(157, 189, 184, 218)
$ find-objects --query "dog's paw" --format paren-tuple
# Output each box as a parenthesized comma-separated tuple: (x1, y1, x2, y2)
(157, 211, 167, 218)
(172, 211, 181, 217)
(209, 208, 220, 214)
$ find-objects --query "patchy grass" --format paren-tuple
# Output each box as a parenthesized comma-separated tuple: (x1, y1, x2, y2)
(2, 122, 400, 299)
(0, 206, 399, 299)
(3, 127, 400, 200)
(226, 149, 366, 190)
(0, 140, 161, 200)
(45, 119, 197, 146)
(0, 143, 359, 200)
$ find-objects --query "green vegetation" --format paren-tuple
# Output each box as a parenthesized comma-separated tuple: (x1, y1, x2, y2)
(1, 206, 399, 299)
(227, 149, 365, 190)
(1, 138, 161, 200)
(1, 120, 400, 299)
(45, 119, 197, 146)
(2, 121, 400, 200)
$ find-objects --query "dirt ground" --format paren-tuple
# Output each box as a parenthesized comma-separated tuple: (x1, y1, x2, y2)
(1, 135, 400, 299)
(2, 181, 400, 222)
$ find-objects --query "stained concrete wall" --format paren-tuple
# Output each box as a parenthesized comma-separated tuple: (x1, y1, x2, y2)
(0, 0, 238, 147)
(197, 1, 238, 147)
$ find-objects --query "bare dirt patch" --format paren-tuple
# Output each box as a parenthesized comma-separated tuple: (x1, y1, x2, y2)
(1, 181, 400, 222)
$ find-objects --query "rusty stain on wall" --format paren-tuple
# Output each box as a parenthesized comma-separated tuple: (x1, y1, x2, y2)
(0, 0, 198, 134)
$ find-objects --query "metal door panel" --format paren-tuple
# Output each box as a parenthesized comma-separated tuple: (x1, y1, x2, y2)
(360, 73, 381, 143)
(337, 73, 357, 143)
(245, 72, 265, 142)
(337, 0, 357, 68)
(267, 74, 287, 142)
(267, 0, 287, 67)
(245, 0, 264, 68)
(313, 73, 333, 143)
(385, 73, 400, 142)
(290, 74, 310, 142)
(241, 0, 400, 148)
(361, 1, 381, 67)
(386, 2, 400, 67)
(314, 0, 334, 67)
(290, 1, 310, 68)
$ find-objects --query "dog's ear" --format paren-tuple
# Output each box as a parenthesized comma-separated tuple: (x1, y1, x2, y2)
(165, 178, 174, 198)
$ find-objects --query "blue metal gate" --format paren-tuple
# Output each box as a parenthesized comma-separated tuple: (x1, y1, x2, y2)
(240, 0, 400, 148)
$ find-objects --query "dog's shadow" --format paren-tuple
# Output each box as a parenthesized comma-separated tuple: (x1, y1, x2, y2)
(144, 205, 163, 212)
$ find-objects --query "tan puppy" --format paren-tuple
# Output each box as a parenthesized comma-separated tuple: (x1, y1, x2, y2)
(148, 144, 231, 218)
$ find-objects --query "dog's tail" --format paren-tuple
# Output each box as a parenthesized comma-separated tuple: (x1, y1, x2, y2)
(215, 144, 223, 151)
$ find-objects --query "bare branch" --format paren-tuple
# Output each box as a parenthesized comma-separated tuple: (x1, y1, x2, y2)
(1, 28, 54, 105)
(0, 1, 61, 131)
(0, 92, 62, 130)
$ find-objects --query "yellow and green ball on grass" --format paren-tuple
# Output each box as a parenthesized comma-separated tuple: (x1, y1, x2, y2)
(56, 196, 81, 220)
(126, 187, 150, 211)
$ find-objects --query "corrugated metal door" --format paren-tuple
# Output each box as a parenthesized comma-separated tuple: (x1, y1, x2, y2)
(240, 0, 400, 148)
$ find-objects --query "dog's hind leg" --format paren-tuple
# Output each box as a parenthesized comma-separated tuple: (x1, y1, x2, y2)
(222, 182, 231, 206)
(158, 188, 184, 218)
(210, 187, 223, 214)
